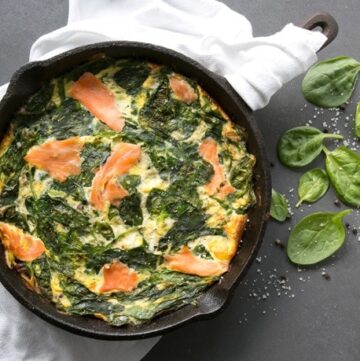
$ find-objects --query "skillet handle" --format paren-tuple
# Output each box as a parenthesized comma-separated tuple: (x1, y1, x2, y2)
(301, 12, 338, 51)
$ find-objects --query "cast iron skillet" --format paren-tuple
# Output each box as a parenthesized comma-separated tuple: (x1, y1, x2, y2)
(0, 12, 337, 340)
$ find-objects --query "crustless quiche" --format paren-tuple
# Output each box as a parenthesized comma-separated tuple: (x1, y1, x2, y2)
(0, 57, 256, 326)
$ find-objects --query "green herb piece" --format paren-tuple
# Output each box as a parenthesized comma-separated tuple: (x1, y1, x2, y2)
(270, 189, 289, 222)
(113, 63, 150, 95)
(117, 193, 143, 226)
(278, 126, 342, 168)
(296, 168, 329, 207)
(66, 57, 113, 81)
(287, 210, 351, 265)
(193, 244, 212, 259)
(354, 102, 360, 138)
(302, 56, 360, 107)
(158, 210, 222, 251)
(324, 146, 360, 207)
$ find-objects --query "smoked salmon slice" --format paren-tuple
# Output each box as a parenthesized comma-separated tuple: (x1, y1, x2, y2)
(90, 142, 141, 211)
(0, 222, 45, 262)
(69, 72, 125, 132)
(169, 74, 197, 104)
(199, 137, 236, 198)
(164, 246, 227, 277)
(99, 261, 139, 293)
(24, 137, 84, 182)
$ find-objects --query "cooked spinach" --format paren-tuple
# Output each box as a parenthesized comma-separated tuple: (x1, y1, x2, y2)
(0, 207, 29, 231)
(296, 168, 329, 207)
(65, 57, 114, 81)
(45, 98, 95, 139)
(324, 146, 360, 207)
(146, 188, 194, 218)
(117, 193, 143, 226)
(139, 79, 175, 130)
(30, 257, 52, 297)
(159, 210, 222, 251)
(270, 189, 289, 222)
(193, 244, 212, 259)
(287, 210, 351, 265)
(229, 154, 256, 197)
(302, 56, 360, 107)
(79, 141, 111, 185)
(118, 174, 141, 193)
(18, 98, 95, 140)
(278, 126, 343, 167)
(25, 84, 53, 113)
(113, 62, 150, 95)
(85, 246, 159, 273)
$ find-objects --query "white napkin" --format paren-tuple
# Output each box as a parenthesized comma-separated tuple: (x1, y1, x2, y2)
(0, 1, 327, 360)
(0, 0, 327, 109)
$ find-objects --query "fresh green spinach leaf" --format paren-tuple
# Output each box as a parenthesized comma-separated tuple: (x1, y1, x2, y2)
(324, 146, 360, 207)
(270, 189, 289, 222)
(296, 168, 329, 207)
(278, 126, 342, 167)
(354, 102, 360, 138)
(302, 56, 360, 107)
(287, 210, 351, 265)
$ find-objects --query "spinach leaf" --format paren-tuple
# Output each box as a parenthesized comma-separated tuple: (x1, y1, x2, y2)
(113, 175, 143, 226)
(193, 244, 212, 259)
(37, 195, 89, 230)
(25, 195, 89, 254)
(270, 189, 289, 222)
(145, 140, 212, 215)
(278, 126, 342, 167)
(355, 102, 360, 138)
(117, 193, 143, 226)
(0, 128, 38, 201)
(85, 246, 158, 273)
(29, 257, 52, 297)
(139, 80, 175, 129)
(25, 84, 53, 113)
(65, 57, 114, 81)
(302, 56, 360, 107)
(113, 63, 150, 95)
(296, 168, 329, 207)
(93, 222, 114, 240)
(45, 98, 95, 139)
(79, 141, 111, 185)
(229, 153, 255, 197)
(287, 210, 351, 265)
(0, 206, 29, 231)
(324, 146, 360, 207)
(118, 174, 141, 193)
(158, 210, 222, 251)
(146, 188, 195, 218)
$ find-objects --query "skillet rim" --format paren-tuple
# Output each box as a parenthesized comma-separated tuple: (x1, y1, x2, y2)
(0, 41, 271, 340)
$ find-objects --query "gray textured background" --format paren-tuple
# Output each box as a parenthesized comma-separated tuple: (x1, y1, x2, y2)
(1, 1, 359, 360)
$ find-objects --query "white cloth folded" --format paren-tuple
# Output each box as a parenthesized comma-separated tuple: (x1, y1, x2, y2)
(0, 1, 327, 360)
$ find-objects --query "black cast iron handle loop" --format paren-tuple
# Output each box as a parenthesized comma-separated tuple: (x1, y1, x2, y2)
(301, 12, 338, 51)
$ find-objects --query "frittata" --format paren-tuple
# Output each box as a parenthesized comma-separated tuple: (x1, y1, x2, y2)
(0, 56, 256, 326)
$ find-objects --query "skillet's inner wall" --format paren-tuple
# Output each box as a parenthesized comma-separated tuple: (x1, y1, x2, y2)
(0, 56, 256, 327)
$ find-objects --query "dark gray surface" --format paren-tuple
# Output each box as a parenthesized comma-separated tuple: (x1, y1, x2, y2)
(0, 1, 359, 360)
